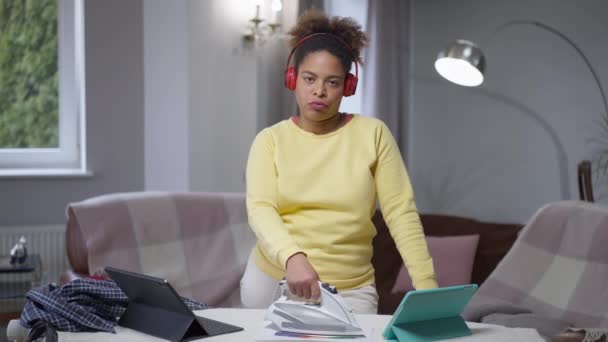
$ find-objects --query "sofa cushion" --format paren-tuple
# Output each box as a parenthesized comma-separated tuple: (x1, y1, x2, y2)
(390, 235, 480, 294)
(419, 214, 523, 286)
(372, 210, 523, 314)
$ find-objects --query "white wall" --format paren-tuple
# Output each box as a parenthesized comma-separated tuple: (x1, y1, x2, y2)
(143, 0, 191, 191)
(410, 0, 608, 223)
(188, 0, 259, 193)
(143, 1, 260, 193)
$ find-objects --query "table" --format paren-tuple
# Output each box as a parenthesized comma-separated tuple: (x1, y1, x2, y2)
(0, 254, 42, 322)
(56, 308, 545, 341)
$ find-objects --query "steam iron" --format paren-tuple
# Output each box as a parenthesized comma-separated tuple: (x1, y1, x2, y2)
(265, 280, 364, 337)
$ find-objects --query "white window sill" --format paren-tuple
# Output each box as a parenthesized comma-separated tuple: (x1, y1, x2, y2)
(0, 168, 94, 179)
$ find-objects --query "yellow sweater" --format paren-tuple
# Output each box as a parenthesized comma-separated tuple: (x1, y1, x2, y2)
(246, 114, 437, 291)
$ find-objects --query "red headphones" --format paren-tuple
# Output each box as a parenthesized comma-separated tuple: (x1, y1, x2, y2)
(284, 33, 359, 97)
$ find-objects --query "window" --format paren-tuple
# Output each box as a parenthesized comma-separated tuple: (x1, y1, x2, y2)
(324, 0, 367, 116)
(0, 0, 86, 176)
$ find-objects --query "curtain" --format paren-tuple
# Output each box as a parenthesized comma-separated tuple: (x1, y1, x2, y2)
(299, 0, 324, 13)
(255, 35, 295, 130)
(362, 0, 411, 159)
(256, 0, 324, 130)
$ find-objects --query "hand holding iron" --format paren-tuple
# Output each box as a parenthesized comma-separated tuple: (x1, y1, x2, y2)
(285, 252, 321, 301)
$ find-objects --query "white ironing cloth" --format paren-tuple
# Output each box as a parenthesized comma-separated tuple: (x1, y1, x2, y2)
(8, 308, 546, 342)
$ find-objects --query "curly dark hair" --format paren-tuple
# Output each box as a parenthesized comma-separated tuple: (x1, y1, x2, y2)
(287, 10, 368, 75)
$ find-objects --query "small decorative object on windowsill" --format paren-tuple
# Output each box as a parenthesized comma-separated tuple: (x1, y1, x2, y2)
(10, 236, 28, 265)
(0, 236, 35, 272)
(243, 0, 282, 45)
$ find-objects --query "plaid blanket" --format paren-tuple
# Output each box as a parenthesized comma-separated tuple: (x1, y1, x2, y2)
(68, 192, 256, 308)
(20, 278, 207, 333)
(463, 201, 608, 340)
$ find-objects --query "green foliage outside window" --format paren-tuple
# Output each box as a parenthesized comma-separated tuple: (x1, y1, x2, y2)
(0, 0, 58, 148)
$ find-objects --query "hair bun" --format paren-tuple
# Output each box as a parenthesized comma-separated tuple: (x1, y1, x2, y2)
(288, 10, 368, 65)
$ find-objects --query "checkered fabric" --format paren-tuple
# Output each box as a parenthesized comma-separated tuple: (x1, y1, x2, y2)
(466, 201, 608, 329)
(68, 192, 256, 308)
(19, 278, 207, 332)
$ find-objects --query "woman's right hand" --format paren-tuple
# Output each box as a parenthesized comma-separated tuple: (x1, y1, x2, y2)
(285, 253, 321, 301)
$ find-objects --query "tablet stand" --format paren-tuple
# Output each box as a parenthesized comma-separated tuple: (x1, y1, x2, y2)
(387, 315, 471, 342)
(118, 301, 207, 342)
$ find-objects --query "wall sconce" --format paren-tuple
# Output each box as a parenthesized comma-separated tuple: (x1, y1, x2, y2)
(243, 0, 282, 44)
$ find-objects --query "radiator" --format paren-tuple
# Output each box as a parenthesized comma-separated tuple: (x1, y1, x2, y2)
(0, 224, 67, 285)
(1, 225, 67, 313)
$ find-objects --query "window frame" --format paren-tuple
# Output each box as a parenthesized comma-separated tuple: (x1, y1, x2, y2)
(0, 0, 87, 176)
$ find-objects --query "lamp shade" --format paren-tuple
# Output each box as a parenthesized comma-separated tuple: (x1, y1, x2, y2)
(435, 40, 486, 87)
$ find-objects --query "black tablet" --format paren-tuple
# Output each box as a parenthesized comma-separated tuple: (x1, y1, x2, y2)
(106, 267, 243, 341)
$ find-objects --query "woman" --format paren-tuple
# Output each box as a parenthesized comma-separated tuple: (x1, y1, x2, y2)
(240, 10, 437, 314)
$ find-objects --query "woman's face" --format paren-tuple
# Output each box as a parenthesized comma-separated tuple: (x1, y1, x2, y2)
(294, 50, 345, 123)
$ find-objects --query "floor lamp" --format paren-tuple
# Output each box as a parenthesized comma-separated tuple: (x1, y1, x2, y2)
(433, 20, 608, 200)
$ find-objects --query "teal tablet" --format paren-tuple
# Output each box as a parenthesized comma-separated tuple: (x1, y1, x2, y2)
(382, 284, 478, 342)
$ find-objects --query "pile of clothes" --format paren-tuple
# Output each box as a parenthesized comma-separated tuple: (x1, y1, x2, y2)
(7, 278, 207, 342)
